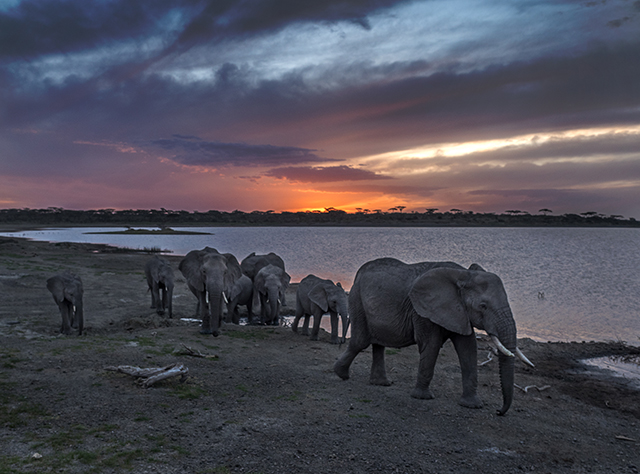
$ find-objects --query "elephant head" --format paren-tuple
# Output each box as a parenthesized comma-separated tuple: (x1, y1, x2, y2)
(254, 264, 290, 325)
(241, 252, 285, 280)
(179, 248, 242, 336)
(409, 266, 533, 415)
(309, 281, 349, 342)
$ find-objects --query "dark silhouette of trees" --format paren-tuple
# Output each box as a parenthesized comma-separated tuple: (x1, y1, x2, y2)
(0, 207, 638, 228)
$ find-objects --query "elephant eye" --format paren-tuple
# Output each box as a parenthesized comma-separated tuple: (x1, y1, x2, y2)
(479, 302, 488, 311)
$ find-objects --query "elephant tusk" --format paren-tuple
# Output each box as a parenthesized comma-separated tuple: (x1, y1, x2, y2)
(516, 347, 535, 367)
(223, 292, 229, 304)
(490, 335, 514, 358)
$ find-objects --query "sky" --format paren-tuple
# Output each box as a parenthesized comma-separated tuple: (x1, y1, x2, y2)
(1, 0, 639, 216)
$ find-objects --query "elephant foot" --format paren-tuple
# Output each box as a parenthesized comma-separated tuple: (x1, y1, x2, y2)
(200, 328, 213, 335)
(369, 376, 392, 386)
(330, 337, 344, 344)
(458, 395, 483, 409)
(156, 310, 165, 316)
(410, 387, 434, 400)
(333, 361, 350, 380)
(309, 334, 319, 341)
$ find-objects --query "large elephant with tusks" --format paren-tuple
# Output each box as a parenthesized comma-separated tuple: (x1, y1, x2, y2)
(334, 258, 533, 415)
(179, 247, 242, 336)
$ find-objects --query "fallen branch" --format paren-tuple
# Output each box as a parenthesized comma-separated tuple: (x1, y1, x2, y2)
(514, 384, 551, 394)
(105, 362, 188, 388)
(174, 343, 219, 359)
(615, 435, 636, 442)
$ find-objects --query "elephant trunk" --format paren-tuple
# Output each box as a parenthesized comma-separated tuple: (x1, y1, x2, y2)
(166, 284, 174, 319)
(338, 301, 350, 341)
(206, 282, 224, 337)
(492, 308, 517, 416)
(75, 299, 84, 336)
(268, 287, 280, 324)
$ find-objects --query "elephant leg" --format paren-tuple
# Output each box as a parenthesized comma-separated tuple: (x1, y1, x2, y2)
(259, 293, 268, 324)
(329, 310, 340, 344)
(292, 303, 303, 333)
(411, 326, 443, 400)
(301, 315, 311, 336)
(246, 298, 254, 325)
(333, 340, 367, 380)
(310, 311, 323, 341)
(152, 283, 161, 310)
(451, 333, 482, 408)
(292, 314, 301, 332)
(370, 344, 391, 385)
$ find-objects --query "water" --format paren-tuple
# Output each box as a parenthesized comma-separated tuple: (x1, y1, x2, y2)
(581, 355, 640, 389)
(2, 226, 640, 346)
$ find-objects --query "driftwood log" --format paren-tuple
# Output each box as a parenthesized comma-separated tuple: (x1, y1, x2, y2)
(106, 362, 188, 388)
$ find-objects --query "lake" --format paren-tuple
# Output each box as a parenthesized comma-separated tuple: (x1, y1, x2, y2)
(2, 226, 640, 346)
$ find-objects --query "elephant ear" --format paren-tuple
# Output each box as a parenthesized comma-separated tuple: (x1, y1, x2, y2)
(179, 251, 206, 292)
(468, 263, 486, 272)
(408, 267, 473, 336)
(223, 253, 243, 290)
(281, 271, 291, 289)
(46, 276, 65, 301)
(309, 285, 329, 312)
(254, 271, 267, 295)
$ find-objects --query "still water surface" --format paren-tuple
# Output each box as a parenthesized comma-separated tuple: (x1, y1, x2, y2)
(3, 226, 640, 345)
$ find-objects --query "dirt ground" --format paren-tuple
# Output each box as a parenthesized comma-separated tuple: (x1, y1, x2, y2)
(1, 234, 639, 474)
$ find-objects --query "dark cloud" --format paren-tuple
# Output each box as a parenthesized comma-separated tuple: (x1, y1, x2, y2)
(265, 165, 391, 182)
(175, 0, 413, 47)
(0, 0, 179, 58)
(0, 0, 412, 59)
(151, 136, 335, 167)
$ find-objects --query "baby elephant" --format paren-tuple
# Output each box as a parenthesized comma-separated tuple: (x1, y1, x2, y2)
(46, 272, 84, 335)
(226, 274, 254, 324)
(145, 256, 174, 318)
(293, 274, 349, 344)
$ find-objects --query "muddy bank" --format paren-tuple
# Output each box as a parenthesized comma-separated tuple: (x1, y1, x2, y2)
(0, 236, 639, 473)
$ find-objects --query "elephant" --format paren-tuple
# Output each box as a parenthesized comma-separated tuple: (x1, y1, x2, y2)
(333, 258, 533, 416)
(46, 272, 84, 335)
(254, 264, 290, 325)
(178, 247, 243, 336)
(240, 252, 285, 280)
(226, 274, 254, 324)
(241, 252, 287, 305)
(144, 256, 174, 318)
(293, 274, 349, 344)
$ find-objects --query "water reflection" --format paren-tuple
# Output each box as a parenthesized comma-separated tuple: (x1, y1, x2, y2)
(2, 226, 640, 345)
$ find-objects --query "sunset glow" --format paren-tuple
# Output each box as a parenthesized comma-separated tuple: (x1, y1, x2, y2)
(1, 0, 639, 216)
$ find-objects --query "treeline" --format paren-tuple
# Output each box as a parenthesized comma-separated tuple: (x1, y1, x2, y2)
(1, 207, 639, 227)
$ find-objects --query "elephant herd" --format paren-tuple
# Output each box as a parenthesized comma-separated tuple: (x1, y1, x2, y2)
(47, 249, 533, 415)
(46, 248, 349, 342)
